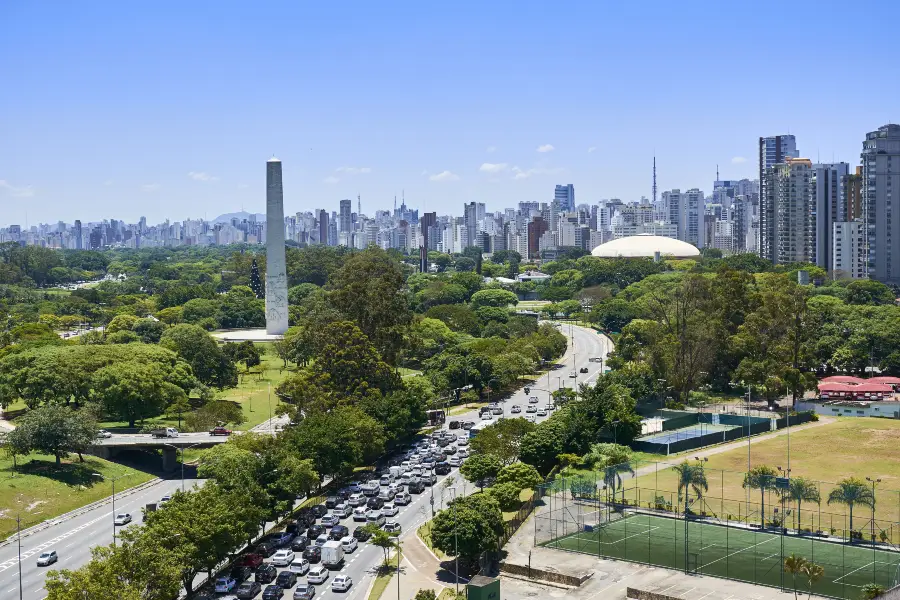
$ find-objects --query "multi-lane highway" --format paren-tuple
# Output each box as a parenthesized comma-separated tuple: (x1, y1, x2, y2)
(0, 477, 199, 600)
(0, 323, 611, 600)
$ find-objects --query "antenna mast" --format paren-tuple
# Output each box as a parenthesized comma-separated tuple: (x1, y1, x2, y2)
(652, 156, 657, 205)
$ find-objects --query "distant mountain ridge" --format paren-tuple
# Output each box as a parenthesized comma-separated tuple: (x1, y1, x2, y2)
(213, 211, 266, 224)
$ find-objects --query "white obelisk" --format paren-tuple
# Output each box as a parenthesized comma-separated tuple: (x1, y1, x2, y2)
(265, 157, 288, 335)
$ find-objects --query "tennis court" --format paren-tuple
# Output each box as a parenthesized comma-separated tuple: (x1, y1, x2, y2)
(544, 513, 900, 599)
(639, 423, 738, 445)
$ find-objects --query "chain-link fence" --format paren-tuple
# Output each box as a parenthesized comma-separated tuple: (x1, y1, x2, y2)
(534, 466, 900, 599)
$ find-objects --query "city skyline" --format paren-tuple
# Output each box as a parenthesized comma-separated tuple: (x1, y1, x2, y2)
(4, 2, 900, 224)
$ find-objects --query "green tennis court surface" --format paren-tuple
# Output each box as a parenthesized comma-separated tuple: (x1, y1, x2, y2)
(542, 513, 900, 599)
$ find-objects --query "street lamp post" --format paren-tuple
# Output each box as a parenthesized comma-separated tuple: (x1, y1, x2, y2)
(93, 472, 132, 547)
(450, 487, 460, 595)
(610, 419, 621, 445)
(866, 477, 881, 549)
(163, 442, 205, 492)
(16, 514, 22, 600)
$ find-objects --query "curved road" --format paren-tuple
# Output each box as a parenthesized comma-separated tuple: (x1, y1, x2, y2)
(0, 324, 611, 600)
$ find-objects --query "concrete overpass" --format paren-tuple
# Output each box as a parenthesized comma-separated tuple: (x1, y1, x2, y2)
(90, 432, 232, 471)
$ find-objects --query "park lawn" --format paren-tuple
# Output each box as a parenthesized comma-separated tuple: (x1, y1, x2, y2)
(417, 520, 448, 559)
(398, 367, 422, 378)
(214, 345, 295, 431)
(0, 452, 155, 539)
(515, 300, 551, 311)
(627, 417, 900, 531)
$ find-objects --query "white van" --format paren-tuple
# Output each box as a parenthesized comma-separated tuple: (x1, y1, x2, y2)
(289, 557, 310, 575)
(393, 492, 412, 506)
(366, 510, 385, 528)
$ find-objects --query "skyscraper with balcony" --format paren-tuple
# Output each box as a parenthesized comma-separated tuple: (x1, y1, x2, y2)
(862, 124, 900, 283)
(766, 157, 813, 265)
(758, 135, 799, 260)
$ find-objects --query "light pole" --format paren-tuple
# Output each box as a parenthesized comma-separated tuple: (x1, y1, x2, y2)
(16, 513, 22, 600)
(610, 419, 621, 445)
(450, 487, 460, 595)
(866, 477, 881, 546)
(93, 471, 132, 547)
(163, 442, 205, 492)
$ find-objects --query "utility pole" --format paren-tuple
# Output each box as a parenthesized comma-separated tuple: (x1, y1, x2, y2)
(17, 515, 23, 600)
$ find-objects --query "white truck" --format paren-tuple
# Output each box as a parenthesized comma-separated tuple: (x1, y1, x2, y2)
(150, 427, 179, 438)
(321, 540, 344, 569)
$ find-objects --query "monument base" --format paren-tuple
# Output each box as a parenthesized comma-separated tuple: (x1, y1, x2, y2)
(211, 329, 284, 342)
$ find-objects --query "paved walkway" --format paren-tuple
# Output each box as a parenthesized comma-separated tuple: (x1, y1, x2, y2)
(380, 534, 457, 600)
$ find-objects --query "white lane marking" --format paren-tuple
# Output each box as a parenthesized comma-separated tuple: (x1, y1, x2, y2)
(0, 513, 110, 572)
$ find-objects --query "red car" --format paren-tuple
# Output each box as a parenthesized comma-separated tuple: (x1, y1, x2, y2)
(210, 426, 232, 436)
(239, 553, 264, 569)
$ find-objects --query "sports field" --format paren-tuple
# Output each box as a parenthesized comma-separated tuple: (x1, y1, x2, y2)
(544, 513, 900, 599)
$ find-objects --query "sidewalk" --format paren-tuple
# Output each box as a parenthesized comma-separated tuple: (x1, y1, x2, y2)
(382, 533, 462, 600)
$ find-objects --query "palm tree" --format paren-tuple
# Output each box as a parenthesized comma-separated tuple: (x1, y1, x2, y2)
(827, 477, 875, 539)
(671, 461, 709, 516)
(603, 462, 635, 504)
(743, 465, 779, 526)
(783, 477, 821, 531)
(783, 554, 808, 600)
(801, 562, 824, 600)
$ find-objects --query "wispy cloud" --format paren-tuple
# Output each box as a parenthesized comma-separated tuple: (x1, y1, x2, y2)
(323, 176, 340, 184)
(141, 183, 161, 192)
(536, 144, 555, 153)
(188, 171, 219, 182)
(479, 162, 508, 174)
(429, 170, 460, 182)
(0, 180, 35, 198)
(486, 146, 497, 153)
(511, 166, 565, 180)
(334, 166, 373, 175)
(587, 147, 597, 153)
(731, 156, 747, 164)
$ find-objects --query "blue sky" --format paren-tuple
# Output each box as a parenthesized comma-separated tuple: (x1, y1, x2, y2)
(2, 1, 899, 226)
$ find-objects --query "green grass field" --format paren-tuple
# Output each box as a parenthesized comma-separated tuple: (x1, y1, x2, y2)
(546, 513, 900, 599)
(0, 453, 155, 539)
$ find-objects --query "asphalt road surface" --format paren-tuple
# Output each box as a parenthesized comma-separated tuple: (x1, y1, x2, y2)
(3, 324, 610, 600)
(0, 477, 199, 600)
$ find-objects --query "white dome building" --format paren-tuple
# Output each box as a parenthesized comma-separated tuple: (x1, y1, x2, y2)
(591, 234, 700, 259)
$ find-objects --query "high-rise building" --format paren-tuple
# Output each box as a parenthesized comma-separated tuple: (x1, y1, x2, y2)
(420, 212, 437, 252)
(73, 220, 82, 250)
(811, 163, 849, 272)
(554, 184, 575, 212)
(862, 124, 900, 283)
(464, 202, 478, 250)
(766, 157, 813, 265)
(339, 199, 352, 234)
(758, 135, 799, 260)
(318, 210, 329, 246)
(662, 189, 704, 247)
(526, 217, 549, 259)
(833, 221, 866, 280)
(842, 167, 863, 222)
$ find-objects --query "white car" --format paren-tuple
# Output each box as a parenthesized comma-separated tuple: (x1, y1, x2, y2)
(457, 449, 469, 458)
(289, 557, 310, 574)
(480, 413, 493, 421)
(394, 492, 412, 506)
(510, 405, 521, 414)
(36, 551, 58, 566)
(528, 396, 539, 404)
(525, 415, 536, 423)
(308, 565, 329, 585)
(333, 503, 352, 518)
(457, 438, 468, 447)
(340, 536, 358, 553)
(272, 549, 295, 566)
(159, 495, 172, 505)
(347, 493, 366, 507)
(114, 513, 132, 526)
(215, 577, 237, 593)
(315, 534, 329, 547)
(536, 409, 548, 417)
(382, 503, 399, 516)
(448, 456, 461, 467)
(331, 574, 352, 592)
(352, 507, 368, 522)
(96, 429, 113, 438)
